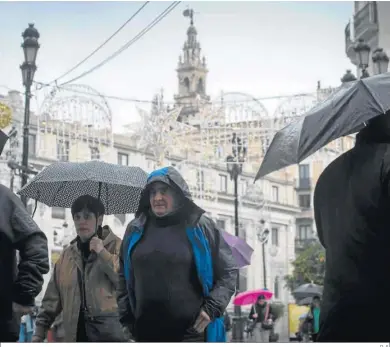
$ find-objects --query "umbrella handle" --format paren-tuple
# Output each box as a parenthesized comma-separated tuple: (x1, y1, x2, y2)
(94, 182, 102, 234)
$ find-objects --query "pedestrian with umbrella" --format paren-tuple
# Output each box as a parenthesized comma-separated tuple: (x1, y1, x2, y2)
(255, 73, 390, 342)
(292, 283, 322, 301)
(18, 161, 148, 342)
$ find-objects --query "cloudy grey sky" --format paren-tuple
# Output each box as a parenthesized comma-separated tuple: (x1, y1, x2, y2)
(0, 1, 354, 130)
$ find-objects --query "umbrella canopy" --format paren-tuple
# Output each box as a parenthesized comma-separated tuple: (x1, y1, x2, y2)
(222, 231, 254, 268)
(255, 72, 390, 180)
(233, 288, 273, 306)
(293, 283, 322, 300)
(18, 161, 148, 214)
(297, 296, 319, 306)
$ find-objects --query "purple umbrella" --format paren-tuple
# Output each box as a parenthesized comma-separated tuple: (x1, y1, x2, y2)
(222, 231, 254, 268)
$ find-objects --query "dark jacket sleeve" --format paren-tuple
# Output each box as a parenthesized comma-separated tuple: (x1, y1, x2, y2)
(7, 190, 49, 306)
(249, 305, 255, 320)
(202, 217, 238, 320)
(117, 224, 135, 331)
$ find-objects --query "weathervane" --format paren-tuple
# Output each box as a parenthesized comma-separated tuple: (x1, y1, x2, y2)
(183, 8, 194, 25)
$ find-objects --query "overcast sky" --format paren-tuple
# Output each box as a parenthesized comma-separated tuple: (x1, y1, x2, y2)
(0, 1, 354, 130)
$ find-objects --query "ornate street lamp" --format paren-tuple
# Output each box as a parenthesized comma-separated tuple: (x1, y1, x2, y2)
(354, 38, 371, 78)
(340, 69, 357, 84)
(226, 133, 247, 343)
(372, 48, 389, 75)
(20, 23, 40, 206)
(258, 219, 270, 289)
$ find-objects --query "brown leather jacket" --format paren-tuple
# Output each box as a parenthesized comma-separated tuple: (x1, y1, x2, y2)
(34, 226, 122, 342)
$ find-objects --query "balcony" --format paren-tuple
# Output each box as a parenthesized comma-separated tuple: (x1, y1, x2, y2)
(297, 208, 314, 220)
(345, 2, 379, 63)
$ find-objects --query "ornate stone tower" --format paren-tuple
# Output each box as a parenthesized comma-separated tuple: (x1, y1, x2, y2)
(174, 9, 210, 126)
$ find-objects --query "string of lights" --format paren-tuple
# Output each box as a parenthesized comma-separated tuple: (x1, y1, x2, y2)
(3, 82, 320, 107)
(59, 1, 181, 86)
(47, 1, 150, 85)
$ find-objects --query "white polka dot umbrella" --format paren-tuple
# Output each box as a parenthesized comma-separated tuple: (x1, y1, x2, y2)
(18, 161, 148, 215)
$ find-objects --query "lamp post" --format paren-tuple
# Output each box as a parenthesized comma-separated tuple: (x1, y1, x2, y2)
(20, 23, 40, 206)
(258, 219, 270, 289)
(372, 48, 389, 75)
(226, 132, 247, 343)
(354, 38, 371, 78)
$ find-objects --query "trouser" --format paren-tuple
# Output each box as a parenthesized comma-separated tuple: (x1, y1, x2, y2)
(254, 323, 270, 343)
(312, 333, 318, 342)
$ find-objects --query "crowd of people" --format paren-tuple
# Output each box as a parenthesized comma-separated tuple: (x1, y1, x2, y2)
(3, 111, 390, 343)
(0, 166, 237, 342)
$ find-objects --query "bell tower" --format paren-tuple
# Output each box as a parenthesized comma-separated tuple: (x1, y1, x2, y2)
(174, 9, 210, 126)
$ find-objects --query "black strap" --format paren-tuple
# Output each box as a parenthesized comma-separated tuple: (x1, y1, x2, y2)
(77, 267, 87, 312)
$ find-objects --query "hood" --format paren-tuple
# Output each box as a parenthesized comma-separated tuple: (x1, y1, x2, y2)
(135, 166, 205, 219)
(356, 111, 390, 145)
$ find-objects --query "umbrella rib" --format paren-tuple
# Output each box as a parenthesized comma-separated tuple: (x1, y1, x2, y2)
(361, 79, 387, 115)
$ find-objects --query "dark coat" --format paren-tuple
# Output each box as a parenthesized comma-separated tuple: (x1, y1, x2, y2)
(0, 184, 49, 341)
(314, 120, 390, 342)
(117, 167, 237, 337)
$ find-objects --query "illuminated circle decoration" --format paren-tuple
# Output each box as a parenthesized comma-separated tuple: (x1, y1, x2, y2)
(38, 84, 113, 162)
(0, 102, 13, 129)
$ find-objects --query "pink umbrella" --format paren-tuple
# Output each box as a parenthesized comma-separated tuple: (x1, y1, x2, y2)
(233, 289, 273, 306)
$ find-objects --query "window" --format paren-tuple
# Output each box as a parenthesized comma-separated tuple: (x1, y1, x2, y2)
(28, 134, 36, 156)
(216, 219, 226, 230)
(299, 194, 311, 208)
(118, 152, 129, 166)
(299, 164, 310, 179)
(57, 140, 69, 161)
(299, 164, 311, 189)
(274, 277, 280, 299)
(271, 227, 279, 247)
(240, 179, 248, 196)
(272, 186, 279, 202)
(90, 146, 100, 160)
(196, 169, 204, 191)
(219, 174, 227, 192)
(51, 207, 66, 219)
(298, 224, 312, 240)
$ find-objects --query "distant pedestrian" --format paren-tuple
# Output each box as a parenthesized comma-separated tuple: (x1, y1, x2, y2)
(249, 295, 273, 343)
(117, 167, 237, 342)
(305, 296, 321, 342)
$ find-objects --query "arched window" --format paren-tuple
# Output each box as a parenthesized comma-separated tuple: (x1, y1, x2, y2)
(274, 276, 280, 299)
(184, 77, 190, 92)
(197, 78, 204, 94)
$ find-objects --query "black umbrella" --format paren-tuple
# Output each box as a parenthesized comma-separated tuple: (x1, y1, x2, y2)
(18, 161, 148, 214)
(297, 296, 320, 306)
(255, 73, 390, 180)
(293, 283, 322, 300)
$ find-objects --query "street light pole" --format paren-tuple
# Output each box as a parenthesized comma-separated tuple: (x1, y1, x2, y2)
(258, 219, 270, 289)
(20, 23, 40, 206)
(262, 242, 267, 289)
(226, 133, 247, 343)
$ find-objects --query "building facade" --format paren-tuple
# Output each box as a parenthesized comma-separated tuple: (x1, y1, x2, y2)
(345, 1, 390, 77)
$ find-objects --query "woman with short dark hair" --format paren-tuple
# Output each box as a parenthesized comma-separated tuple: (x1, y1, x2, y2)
(33, 195, 126, 342)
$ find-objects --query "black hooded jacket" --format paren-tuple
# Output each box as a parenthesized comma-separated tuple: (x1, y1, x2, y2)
(117, 167, 237, 341)
(314, 116, 390, 342)
(0, 184, 49, 341)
